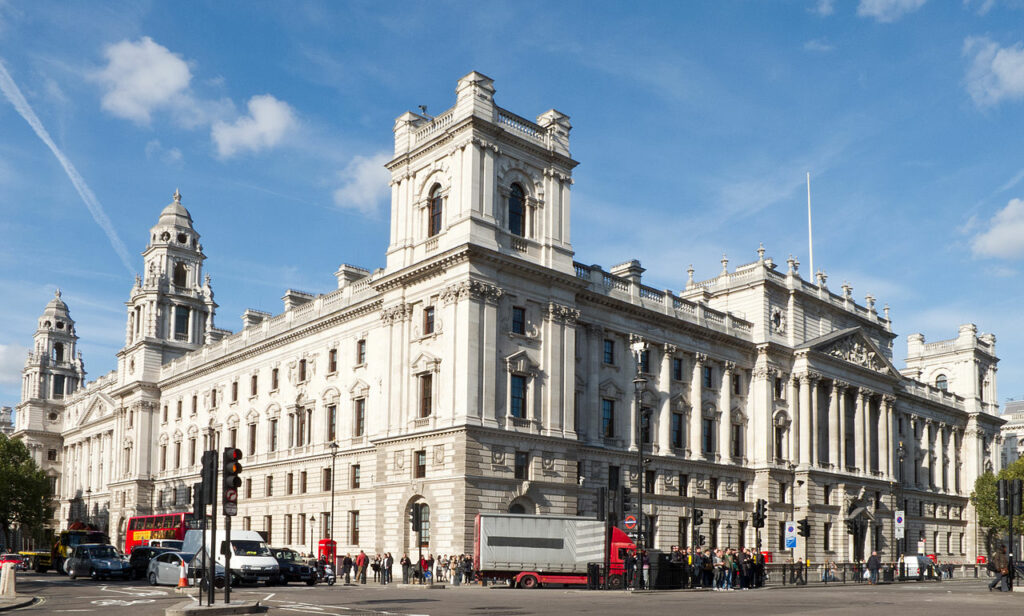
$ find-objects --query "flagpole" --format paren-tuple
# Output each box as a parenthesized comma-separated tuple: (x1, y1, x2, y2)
(807, 172, 814, 282)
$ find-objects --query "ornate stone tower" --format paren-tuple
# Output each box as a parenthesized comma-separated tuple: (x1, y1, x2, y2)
(385, 71, 577, 275)
(116, 190, 219, 385)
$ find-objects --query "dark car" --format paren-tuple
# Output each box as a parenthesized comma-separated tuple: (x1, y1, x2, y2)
(66, 544, 132, 580)
(271, 548, 317, 585)
(129, 546, 173, 580)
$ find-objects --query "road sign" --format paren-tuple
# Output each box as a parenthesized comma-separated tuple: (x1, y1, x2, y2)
(224, 501, 237, 516)
(895, 510, 905, 539)
(785, 520, 797, 549)
(225, 488, 238, 503)
(624, 514, 637, 530)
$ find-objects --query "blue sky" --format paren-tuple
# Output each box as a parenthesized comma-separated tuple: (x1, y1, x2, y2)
(2, 0, 1024, 410)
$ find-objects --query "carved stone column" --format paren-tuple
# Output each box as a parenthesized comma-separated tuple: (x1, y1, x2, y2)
(828, 381, 840, 468)
(883, 396, 895, 478)
(809, 375, 820, 466)
(690, 354, 705, 458)
(921, 419, 933, 489)
(658, 344, 676, 453)
(946, 425, 957, 493)
(719, 361, 734, 460)
(585, 324, 603, 444)
(854, 390, 865, 473)
(799, 375, 812, 466)
(837, 382, 848, 469)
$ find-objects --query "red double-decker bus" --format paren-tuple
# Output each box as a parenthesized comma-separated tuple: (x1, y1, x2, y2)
(125, 513, 196, 553)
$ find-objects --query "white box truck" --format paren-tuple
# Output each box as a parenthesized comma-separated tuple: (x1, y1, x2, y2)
(474, 514, 635, 589)
(182, 529, 279, 586)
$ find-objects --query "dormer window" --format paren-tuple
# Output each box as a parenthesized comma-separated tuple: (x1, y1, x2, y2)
(173, 262, 187, 287)
(508, 183, 525, 237)
(428, 185, 443, 237)
(935, 374, 948, 391)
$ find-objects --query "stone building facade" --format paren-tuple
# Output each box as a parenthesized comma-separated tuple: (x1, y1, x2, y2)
(13, 71, 1003, 563)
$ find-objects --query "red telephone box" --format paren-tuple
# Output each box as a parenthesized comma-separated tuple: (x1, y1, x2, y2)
(318, 539, 337, 566)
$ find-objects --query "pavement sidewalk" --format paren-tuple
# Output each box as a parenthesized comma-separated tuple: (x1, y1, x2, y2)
(0, 595, 37, 612)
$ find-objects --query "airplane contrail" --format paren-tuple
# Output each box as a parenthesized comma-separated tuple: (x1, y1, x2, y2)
(0, 58, 136, 276)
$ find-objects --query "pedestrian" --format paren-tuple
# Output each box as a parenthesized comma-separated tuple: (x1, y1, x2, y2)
(372, 554, 381, 583)
(342, 553, 353, 585)
(385, 552, 394, 584)
(400, 553, 411, 584)
(624, 550, 636, 589)
(355, 550, 368, 584)
(866, 551, 881, 585)
(462, 554, 474, 585)
(989, 545, 1010, 592)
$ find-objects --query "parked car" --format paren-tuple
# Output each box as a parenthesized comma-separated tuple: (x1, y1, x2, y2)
(128, 546, 173, 580)
(146, 551, 224, 589)
(0, 554, 24, 571)
(147, 539, 184, 551)
(900, 554, 933, 580)
(270, 548, 317, 585)
(65, 544, 132, 580)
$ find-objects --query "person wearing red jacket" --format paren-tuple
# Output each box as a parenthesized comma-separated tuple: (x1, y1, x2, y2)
(355, 550, 368, 584)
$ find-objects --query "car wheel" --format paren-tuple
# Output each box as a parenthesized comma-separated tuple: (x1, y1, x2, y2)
(519, 574, 539, 589)
(149, 572, 158, 586)
(306, 578, 316, 586)
(214, 576, 226, 590)
(68, 568, 76, 580)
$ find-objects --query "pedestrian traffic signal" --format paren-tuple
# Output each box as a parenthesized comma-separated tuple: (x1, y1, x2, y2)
(410, 503, 422, 532)
(753, 499, 767, 528)
(200, 450, 217, 504)
(693, 508, 704, 527)
(797, 518, 810, 537)
(621, 486, 633, 513)
(698, 534, 706, 547)
(222, 447, 242, 515)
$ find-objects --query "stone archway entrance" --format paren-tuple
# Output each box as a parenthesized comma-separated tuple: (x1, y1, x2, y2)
(847, 507, 872, 562)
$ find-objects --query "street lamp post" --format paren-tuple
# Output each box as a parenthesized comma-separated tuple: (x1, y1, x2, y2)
(309, 515, 316, 557)
(329, 442, 339, 568)
(85, 488, 92, 526)
(897, 441, 906, 563)
(630, 339, 648, 590)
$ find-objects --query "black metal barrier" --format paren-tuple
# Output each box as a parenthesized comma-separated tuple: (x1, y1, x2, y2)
(586, 563, 601, 590)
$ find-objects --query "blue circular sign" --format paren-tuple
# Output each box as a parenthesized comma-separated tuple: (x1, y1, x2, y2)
(896, 516, 903, 524)
(787, 525, 794, 532)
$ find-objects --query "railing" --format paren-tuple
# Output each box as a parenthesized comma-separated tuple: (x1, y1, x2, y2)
(496, 108, 542, 140)
(412, 109, 455, 145)
(574, 263, 590, 279)
(511, 237, 528, 252)
(602, 273, 629, 292)
(424, 237, 439, 252)
(639, 286, 664, 301)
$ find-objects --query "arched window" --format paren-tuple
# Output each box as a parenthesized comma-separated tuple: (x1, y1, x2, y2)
(173, 262, 187, 287)
(427, 185, 443, 237)
(508, 503, 527, 514)
(508, 183, 525, 237)
(53, 342, 64, 363)
(935, 374, 948, 391)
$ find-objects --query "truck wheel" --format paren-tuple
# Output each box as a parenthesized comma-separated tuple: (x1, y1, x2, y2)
(519, 575, 539, 589)
(607, 574, 623, 590)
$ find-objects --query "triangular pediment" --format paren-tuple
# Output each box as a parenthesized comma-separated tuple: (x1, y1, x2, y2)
(78, 392, 117, 427)
(800, 327, 900, 378)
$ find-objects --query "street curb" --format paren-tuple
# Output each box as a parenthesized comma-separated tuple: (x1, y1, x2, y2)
(164, 599, 267, 616)
(0, 596, 39, 612)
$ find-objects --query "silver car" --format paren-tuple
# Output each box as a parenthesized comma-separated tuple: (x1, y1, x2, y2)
(147, 551, 225, 589)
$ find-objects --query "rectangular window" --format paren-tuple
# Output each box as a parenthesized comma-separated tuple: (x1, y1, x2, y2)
(774, 376, 784, 399)
(300, 471, 307, 493)
(779, 482, 788, 504)
(702, 417, 715, 454)
(174, 441, 181, 468)
(679, 473, 689, 497)
(231, 381, 238, 402)
(731, 424, 743, 458)
(602, 399, 615, 438)
(672, 357, 683, 381)
(641, 407, 652, 444)
(351, 464, 361, 489)
(702, 366, 713, 388)
(671, 412, 684, 448)
(824, 485, 832, 505)
(679, 517, 690, 548)
(739, 480, 747, 502)
(609, 465, 620, 491)
(52, 374, 65, 398)
(512, 307, 525, 335)
(248, 424, 257, 456)
(603, 339, 615, 365)
(264, 516, 272, 544)
(824, 522, 832, 552)
(327, 404, 337, 441)
(211, 388, 217, 407)
(323, 468, 332, 492)
(510, 375, 527, 419)
(423, 306, 435, 335)
(177, 400, 182, 419)
(415, 450, 426, 478)
(356, 339, 366, 365)
(243, 517, 251, 531)
(349, 511, 360, 545)
(162, 405, 168, 423)
(286, 473, 294, 495)
(266, 475, 274, 497)
(645, 470, 656, 493)
(271, 368, 279, 390)
(732, 373, 741, 395)
(419, 374, 432, 418)
(269, 419, 278, 451)
(709, 478, 718, 499)
(191, 395, 197, 414)
(778, 521, 786, 550)
(329, 348, 338, 373)
(298, 359, 307, 382)
(251, 374, 258, 396)
(244, 478, 252, 499)
(639, 350, 650, 373)
(174, 306, 190, 340)
(229, 427, 237, 449)
(354, 399, 365, 437)
(160, 445, 167, 471)
(514, 451, 529, 480)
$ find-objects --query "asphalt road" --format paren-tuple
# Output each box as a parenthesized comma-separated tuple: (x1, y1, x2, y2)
(5, 573, 1021, 615)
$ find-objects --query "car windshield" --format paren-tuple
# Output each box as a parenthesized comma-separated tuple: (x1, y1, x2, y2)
(229, 541, 271, 557)
(274, 550, 301, 562)
(88, 546, 119, 559)
(159, 541, 183, 550)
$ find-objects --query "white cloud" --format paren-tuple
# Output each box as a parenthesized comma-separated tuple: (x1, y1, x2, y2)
(971, 198, 1024, 258)
(0, 343, 28, 384)
(144, 139, 183, 165)
(963, 36, 1024, 108)
(804, 38, 835, 52)
(211, 94, 296, 158)
(857, 0, 927, 22)
(94, 36, 191, 124)
(814, 0, 836, 15)
(964, 0, 996, 15)
(332, 152, 391, 215)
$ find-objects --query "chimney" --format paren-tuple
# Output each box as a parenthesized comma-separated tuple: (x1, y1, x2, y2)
(282, 290, 315, 312)
(610, 259, 645, 284)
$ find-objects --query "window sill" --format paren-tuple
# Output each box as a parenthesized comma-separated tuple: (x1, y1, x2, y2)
(352, 363, 366, 370)
(326, 370, 337, 378)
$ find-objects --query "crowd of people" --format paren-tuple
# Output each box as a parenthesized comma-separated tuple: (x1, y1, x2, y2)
(312, 550, 476, 586)
(623, 546, 768, 590)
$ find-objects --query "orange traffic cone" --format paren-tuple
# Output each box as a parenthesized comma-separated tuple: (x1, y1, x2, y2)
(177, 561, 189, 588)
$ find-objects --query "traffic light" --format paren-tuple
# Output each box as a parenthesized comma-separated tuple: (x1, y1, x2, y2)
(846, 520, 856, 536)
(222, 447, 242, 515)
(410, 503, 421, 532)
(192, 482, 204, 521)
(200, 450, 217, 504)
(693, 508, 704, 527)
(797, 518, 810, 538)
(753, 499, 767, 528)
(698, 534, 706, 547)
(621, 486, 633, 513)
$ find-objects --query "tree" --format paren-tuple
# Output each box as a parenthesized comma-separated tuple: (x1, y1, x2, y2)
(970, 457, 1024, 555)
(0, 435, 52, 550)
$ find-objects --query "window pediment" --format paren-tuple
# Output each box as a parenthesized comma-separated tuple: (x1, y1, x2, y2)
(349, 379, 370, 398)
(702, 402, 719, 419)
(506, 350, 538, 375)
(599, 379, 624, 400)
(412, 351, 441, 374)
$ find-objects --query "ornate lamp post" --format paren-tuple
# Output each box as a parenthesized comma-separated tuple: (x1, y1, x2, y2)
(85, 488, 92, 526)
(897, 441, 906, 561)
(329, 441, 339, 567)
(309, 515, 316, 556)
(630, 339, 649, 589)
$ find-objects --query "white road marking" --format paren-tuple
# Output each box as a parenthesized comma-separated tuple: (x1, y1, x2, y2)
(91, 598, 156, 607)
(97, 585, 167, 597)
(263, 592, 275, 601)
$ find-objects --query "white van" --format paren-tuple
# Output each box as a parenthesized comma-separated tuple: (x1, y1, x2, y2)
(182, 530, 279, 585)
